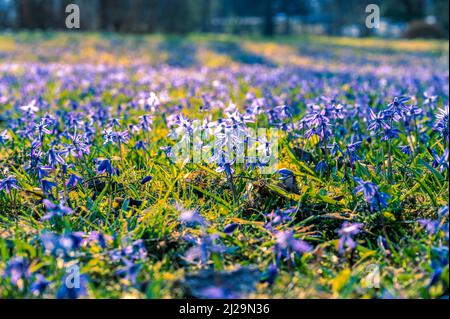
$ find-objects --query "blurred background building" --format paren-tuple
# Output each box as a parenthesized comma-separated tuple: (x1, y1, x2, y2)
(0, 0, 448, 38)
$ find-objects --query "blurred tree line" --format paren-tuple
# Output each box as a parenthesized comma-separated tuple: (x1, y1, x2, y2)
(1, 0, 448, 37)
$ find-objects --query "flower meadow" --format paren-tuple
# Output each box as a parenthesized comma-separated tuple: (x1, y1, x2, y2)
(0, 33, 448, 299)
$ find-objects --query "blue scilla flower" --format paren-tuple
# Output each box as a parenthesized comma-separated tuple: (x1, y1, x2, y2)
(109, 239, 147, 262)
(381, 128, 400, 141)
(315, 160, 328, 175)
(36, 166, 54, 181)
(41, 179, 57, 195)
(116, 260, 141, 284)
(430, 148, 449, 173)
(0, 129, 10, 144)
(418, 219, 441, 235)
(34, 118, 52, 139)
(434, 104, 449, 142)
(329, 142, 343, 157)
(0, 175, 20, 194)
(385, 96, 410, 122)
(419, 205, 449, 237)
(103, 129, 129, 145)
(30, 274, 50, 296)
(134, 140, 147, 150)
(274, 230, 312, 265)
(399, 145, 413, 157)
(223, 223, 239, 235)
(336, 222, 363, 254)
(42, 199, 74, 220)
(438, 206, 449, 219)
(265, 263, 279, 286)
(183, 233, 228, 266)
(424, 92, 438, 106)
(367, 108, 391, 132)
(2, 257, 30, 286)
(56, 274, 89, 299)
(177, 203, 209, 228)
(96, 158, 119, 176)
(354, 178, 391, 212)
(46, 148, 65, 167)
(66, 173, 83, 188)
(139, 114, 154, 131)
(141, 175, 153, 185)
(264, 208, 295, 232)
(429, 246, 449, 287)
(345, 140, 362, 162)
(40, 231, 85, 259)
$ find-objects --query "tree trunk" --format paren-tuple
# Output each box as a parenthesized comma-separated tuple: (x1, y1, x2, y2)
(262, 0, 274, 37)
(201, 0, 212, 33)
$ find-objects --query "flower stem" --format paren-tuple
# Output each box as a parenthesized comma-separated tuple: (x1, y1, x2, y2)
(387, 140, 393, 184)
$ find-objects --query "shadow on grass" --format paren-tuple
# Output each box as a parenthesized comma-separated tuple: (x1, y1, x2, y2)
(297, 42, 442, 66)
(209, 40, 276, 67)
(158, 38, 198, 68)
